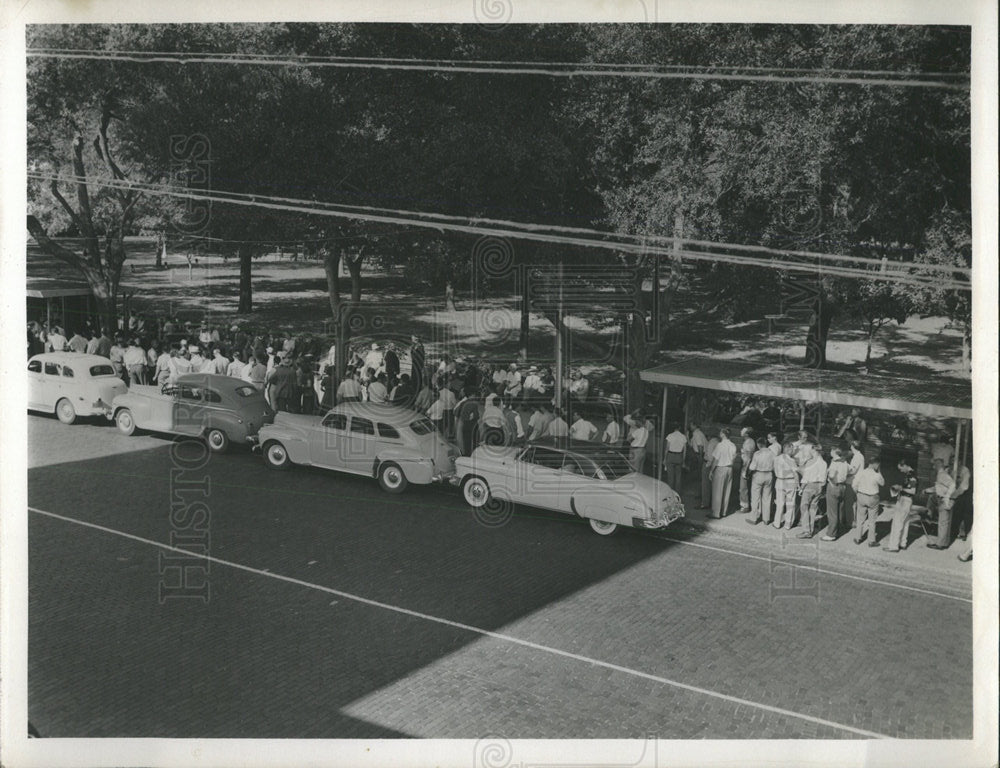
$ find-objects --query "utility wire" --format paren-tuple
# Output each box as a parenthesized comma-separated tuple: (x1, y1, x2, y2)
(25, 48, 969, 90)
(27, 171, 970, 292)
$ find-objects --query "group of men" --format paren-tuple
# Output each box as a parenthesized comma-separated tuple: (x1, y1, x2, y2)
(657, 422, 972, 556)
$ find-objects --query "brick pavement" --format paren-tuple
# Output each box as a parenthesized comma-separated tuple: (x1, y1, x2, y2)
(23, 415, 974, 738)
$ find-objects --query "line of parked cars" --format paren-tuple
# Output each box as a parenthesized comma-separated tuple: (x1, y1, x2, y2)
(27, 351, 685, 536)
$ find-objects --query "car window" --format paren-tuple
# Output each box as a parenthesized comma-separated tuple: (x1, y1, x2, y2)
(28, 360, 41, 373)
(409, 417, 436, 436)
(44, 362, 60, 376)
(596, 453, 633, 480)
(322, 412, 347, 430)
(561, 454, 584, 475)
(62, 366, 75, 378)
(350, 417, 375, 436)
(377, 423, 401, 440)
(177, 385, 201, 401)
(89, 364, 115, 377)
(202, 388, 222, 404)
(532, 447, 564, 470)
(233, 385, 258, 398)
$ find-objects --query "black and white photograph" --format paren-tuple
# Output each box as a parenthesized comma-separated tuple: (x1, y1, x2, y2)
(1, 2, 997, 767)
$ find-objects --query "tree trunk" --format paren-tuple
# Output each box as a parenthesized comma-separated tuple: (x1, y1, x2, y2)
(322, 247, 350, 381)
(237, 246, 253, 314)
(155, 233, 164, 269)
(624, 310, 647, 417)
(864, 322, 875, 366)
(804, 294, 834, 369)
(519, 273, 530, 362)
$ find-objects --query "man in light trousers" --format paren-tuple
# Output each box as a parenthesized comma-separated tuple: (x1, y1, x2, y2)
(772, 442, 799, 529)
(851, 455, 884, 546)
(796, 441, 827, 538)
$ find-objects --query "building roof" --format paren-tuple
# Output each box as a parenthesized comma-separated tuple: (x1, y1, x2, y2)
(639, 357, 971, 420)
(26, 277, 93, 299)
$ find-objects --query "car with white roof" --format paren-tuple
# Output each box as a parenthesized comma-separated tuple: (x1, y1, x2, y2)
(28, 352, 128, 424)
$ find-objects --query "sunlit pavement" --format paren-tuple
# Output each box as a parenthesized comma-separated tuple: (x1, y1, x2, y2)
(25, 415, 972, 738)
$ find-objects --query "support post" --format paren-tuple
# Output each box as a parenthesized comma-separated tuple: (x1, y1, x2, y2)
(799, 401, 806, 432)
(657, 385, 668, 487)
(953, 420, 963, 480)
(554, 259, 563, 411)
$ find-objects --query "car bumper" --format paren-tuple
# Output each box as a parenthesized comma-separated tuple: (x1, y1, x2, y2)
(631, 510, 685, 529)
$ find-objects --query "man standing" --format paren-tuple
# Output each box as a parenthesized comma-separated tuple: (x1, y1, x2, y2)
(662, 423, 687, 491)
(409, 335, 425, 393)
(95, 328, 112, 358)
(688, 424, 708, 471)
(545, 407, 570, 439)
(700, 429, 720, 510)
(455, 388, 480, 457)
(227, 350, 245, 378)
(570, 413, 598, 442)
(625, 411, 649, 475)
(772, 442, 800, 530)
(797, 441, 828, 538)
(746, 437, 775, 525)
(506, 363, 522, 399)
(737, 427, 756, 513)
(124, 338, 148, 385)
(821, 448, 850, 541)
(85, 329, 101, 355)
(336, 366, 362, 403)
(883, 459, 917, 552)
(266, 357, 296, 413)
(364, 342, 384, 376)
(708, 428, 737, 519)
(47, 326, 67, 352)
(247, 356, 267, 390)
(851, 456, 884, 546)
(211, 346, 230, 375)
(927, 458, 957, 550)
(383, 346, 400, 389)
(155, 346, 173, 386)
(390, 373, 415, 406)
(367, 372, 389, 404)
(844, 438, 865, 529)
(766, 432, 782, 457)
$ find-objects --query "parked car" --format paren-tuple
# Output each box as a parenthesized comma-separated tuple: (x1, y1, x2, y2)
(257, 402, 457, 493)
(28, 352, 127, 424)
(454, 437, 685, 535)
(111, 373, 273, 452)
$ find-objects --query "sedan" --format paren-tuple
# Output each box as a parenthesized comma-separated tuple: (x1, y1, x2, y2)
(454, 437, 685, 535)
(111, 373, 273, 452)
(28, 352, 127, 424)
(257, 402, 457, 493)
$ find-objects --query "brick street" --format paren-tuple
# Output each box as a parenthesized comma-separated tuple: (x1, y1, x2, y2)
(24, 414, 972, 739)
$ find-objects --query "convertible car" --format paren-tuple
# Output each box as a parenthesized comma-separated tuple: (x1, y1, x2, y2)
(111, 373, 273, 452)
(28, 352, 128, 424)
(257, 402, 457, 493)
(454, 437, 685, 535)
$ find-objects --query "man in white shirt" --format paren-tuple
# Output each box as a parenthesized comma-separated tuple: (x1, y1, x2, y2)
(336, 369, 363, 403)
(662, 423, 688, 490)
(624, 411, 649, 475)
(844, 439, 865, 528)
(688, 425, 708, 473)
(189, 346, 206, 372)
(700, 431, 719, 509)
(773, 442, 800, 530)
(568, 370, 590, 403)
(570, 414, 598, 441)
(545, 407, 569, 439)
(367, 373, 389, 404)
(851, 455, 884, 546)
(226, 351, 245, 378)
(927, 458, 958, 550)
(737, 427, 756, 513)
(364, 343, 384, 376)
(506, 364, 522, 398)
(797, 442, 828, 538)
(526, 404, 554, 443)
(766, 431, 782, 457)
(124, 338, 148, 385)
(521, 366, 542, 402)
(602, 417, 621, 447)
(155, 347, 173, 386)
(708, 428, 737, 518)
(47, 326, 67, 352)
(212, 347, 230, 375)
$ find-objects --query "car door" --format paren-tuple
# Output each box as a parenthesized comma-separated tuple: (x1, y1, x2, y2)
(345, 415, 379, 474)
(27, 359, 45, 409)
(558, 452, 599, 514)
(518, 445, 563, 510)
(41, 361, 63, 410)
(171, 384, 206, 435)
(309, 411, 349, 469)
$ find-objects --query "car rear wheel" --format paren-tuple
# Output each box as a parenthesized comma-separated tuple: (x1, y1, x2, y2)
(55, 398, 76, 425)
(589, 519, 618, 536)
(263, 440, 292, 470)
(462, 476, 490, 508)
(377, 462, 408, 494)
(115, 408, 136, 436)
(205, 428, 230, 453)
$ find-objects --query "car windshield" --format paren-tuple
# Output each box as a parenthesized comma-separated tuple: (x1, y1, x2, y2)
(89, 364, 116, 377)
(595, 453, 634, 480)
(409, 417, 436, 436)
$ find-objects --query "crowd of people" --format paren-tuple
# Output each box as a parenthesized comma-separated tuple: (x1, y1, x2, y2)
(656, 420, 973, 561)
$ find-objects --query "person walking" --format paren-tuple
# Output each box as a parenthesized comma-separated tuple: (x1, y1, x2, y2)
(708, 428, 737, 519)
(662, 423, 687, 491)
(746, 437, 776, 525)
(851, 455, 884, 546)
(883, 459, 917, 552)
(772, 441, 800, 530)
(821, 448, 850, 541)
(796, 441, 828, 538)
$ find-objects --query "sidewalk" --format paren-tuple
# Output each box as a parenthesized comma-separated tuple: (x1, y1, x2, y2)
(664, 470, 972, 588)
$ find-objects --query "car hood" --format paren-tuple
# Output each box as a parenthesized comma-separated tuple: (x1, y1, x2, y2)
(609, 472, 680, 501)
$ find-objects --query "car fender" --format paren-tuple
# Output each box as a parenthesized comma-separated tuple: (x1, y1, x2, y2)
(374, 447, 434, 484)
(111, 391, 152, 425)
(258, 424, 310, 463)
(571, 486, 638, 528)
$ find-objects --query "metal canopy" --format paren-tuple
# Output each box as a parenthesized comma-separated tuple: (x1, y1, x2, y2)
(26, 277, 93, 299)
(640, 356, 971, 420)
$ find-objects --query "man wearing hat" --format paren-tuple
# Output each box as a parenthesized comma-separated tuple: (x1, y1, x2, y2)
(521, 365, 542, 404)
(506, 363, 522, 399)
(364, 342, 384, 376)
(883, 459, 917, 552)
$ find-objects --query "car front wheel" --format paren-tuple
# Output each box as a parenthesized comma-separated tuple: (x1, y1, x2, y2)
(589, 519, 618, 536)
(55, 398, 76, 425)
(205, 428, 230, 453)
(115, 408, 136, 436)
(263, 440, 292, 470)
(377, 462, 408, 494)
(462, 476, 490, 508)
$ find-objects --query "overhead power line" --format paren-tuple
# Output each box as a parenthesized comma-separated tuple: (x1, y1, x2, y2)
(27, 171, 971, 292)
(25, 48, 969, 90)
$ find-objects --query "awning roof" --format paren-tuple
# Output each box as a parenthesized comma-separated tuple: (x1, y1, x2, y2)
(26, 277, 93, 299)
(640, 357, 971, 420)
